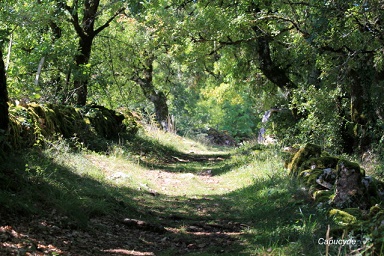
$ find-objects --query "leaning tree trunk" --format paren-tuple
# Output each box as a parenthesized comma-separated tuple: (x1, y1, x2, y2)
(135, 78, 169, 131)
(251, 26, 298, 118)
(0, 48, 9, 132)
(132, 57, 170, 131)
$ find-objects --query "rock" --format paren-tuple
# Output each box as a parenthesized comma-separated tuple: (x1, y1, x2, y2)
(332, 160, 369, 209)
(301, 156, 340, 171)
(299, 169, 324, 186)
(313, 190, 333, 203)
(287, 143, 322, 176)
(362, 176, 384, 205)
(329, 208, 358, 226)
(122, 218, 166, 234)
(206, 128, 236, 146)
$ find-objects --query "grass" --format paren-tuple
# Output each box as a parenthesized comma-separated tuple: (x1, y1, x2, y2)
(0, 127, 372, 255)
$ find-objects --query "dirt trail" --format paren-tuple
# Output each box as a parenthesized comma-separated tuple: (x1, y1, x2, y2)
(0, 153, 250, 255)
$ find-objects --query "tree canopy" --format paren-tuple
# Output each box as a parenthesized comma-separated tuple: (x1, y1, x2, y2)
(1, 0, 384, 153)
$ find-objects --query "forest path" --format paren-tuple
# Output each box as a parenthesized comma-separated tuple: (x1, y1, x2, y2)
(1, 146, 258, 256)
(87, 150, 254, 255)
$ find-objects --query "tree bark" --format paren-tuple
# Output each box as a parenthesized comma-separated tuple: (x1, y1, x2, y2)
(348, 68, 373, 151)
(253, 34, 297, 92)
(132, 57, 170, 131)
(0, 49, 9, 132)
(251, 27, 298, 117)
(74, 36, 93, 105)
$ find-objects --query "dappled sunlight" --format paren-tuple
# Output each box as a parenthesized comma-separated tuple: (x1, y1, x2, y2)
(2, 130, 380, 255)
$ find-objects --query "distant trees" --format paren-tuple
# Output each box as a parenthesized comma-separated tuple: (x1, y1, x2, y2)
(171, 0, 384, 152)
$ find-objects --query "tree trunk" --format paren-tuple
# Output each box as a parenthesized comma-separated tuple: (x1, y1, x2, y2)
(132, 57, 170, 131)
(66, 0, 124, 106)
(151, 91, 169, 131)
(254, 35, 296, 92)
(251, 27, 298, 117)
(0, 49, 9, 132)
(74, 37, 93, 105)
(348, 68, 373, 152)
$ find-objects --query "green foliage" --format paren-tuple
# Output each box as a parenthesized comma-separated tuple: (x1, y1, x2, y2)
(290, 85, 345, 152)
(2, 0, 384, 150)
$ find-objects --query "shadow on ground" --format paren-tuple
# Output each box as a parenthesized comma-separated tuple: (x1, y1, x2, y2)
(0, 143, 327, 255)
(0, 149, 244, 255)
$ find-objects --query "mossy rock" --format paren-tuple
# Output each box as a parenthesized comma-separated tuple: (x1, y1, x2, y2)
(362, 177, 384, 205)
(313, 189, 334, 203)
(117, 108, 139, 136)
(333, 160, 369, 209)
(46, 103, 86, 138)
(366, 206, 384, 249)
(287, 143, 322, 176)
(308, 184, 325, 196)
(299, 169, 324, 186)
(81, 105, 125, 139)
(329, 208, 358, 226)
(27, 103, 57, 137)
(301, 156, 340, 171)
(6, 103, 138, 150)
(336, 160, 365, 177)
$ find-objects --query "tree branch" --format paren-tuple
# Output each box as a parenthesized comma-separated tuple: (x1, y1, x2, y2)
(65, 2, 85, 38)
(94, 7, 125, 36)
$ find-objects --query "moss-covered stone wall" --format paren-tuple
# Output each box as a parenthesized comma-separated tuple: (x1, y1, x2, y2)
(2, 103, 138, 151)
(286, 143, 384, 253)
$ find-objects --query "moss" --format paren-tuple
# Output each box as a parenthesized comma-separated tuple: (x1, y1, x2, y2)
(299, 169, 324, 186)
(287, 143, 322, 176)
(4, 103, 138, 151)
(368, 207, 384, 249)
(80, 105, 129, 139)
(369, 205, 382, 217)
(336, 160, 364, 177)
(46, 103, 86, 138)
(342, 208, 363, 220)
(329, 208, 358, 226)
(301, 156, 339, 171)
(119, 109, 138, 136)
(313, 190, 333, 203)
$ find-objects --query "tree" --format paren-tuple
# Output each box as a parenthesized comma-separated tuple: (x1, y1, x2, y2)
(131, 54, 170, 131)
(0, 47, 8, 132)
(64, 0, 125, 105)
(172, 0, 384, 152)
(93, 10, 173, 131)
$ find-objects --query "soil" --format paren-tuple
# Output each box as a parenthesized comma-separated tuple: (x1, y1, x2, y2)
(0, 154, 248, 255)
(0, 214, 244, 255)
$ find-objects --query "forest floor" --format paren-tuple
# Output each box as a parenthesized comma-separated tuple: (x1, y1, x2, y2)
(0, 150, 254, 255)
(0, 130, 327, 255)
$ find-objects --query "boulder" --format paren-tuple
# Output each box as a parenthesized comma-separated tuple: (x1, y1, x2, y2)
(206, 128, 236, 146)
(332, 160, 369, 209)
(287, 143, 322, 176)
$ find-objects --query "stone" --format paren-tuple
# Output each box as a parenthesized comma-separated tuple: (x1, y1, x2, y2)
(287, 143, 322, 176)
(332, 160, 369, 209)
